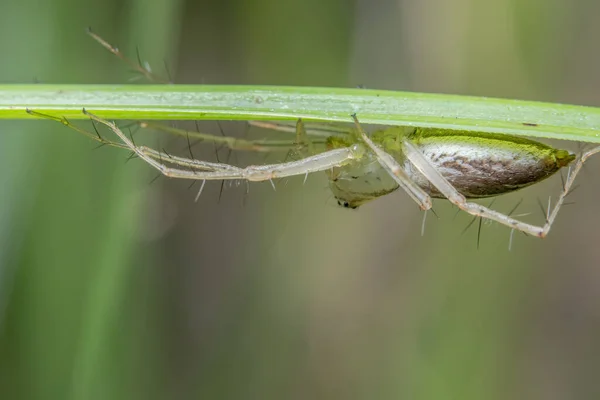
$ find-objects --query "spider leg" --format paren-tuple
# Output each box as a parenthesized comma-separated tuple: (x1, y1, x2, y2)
(83, 110, 366, 182)
(87, 27, 171, 84)
(249, 120, 351, 138)
(27, 109, 229, 172)
(351, 114, 433, 211)
(139, 121, 308, 152)
(294, 118, 315, 158)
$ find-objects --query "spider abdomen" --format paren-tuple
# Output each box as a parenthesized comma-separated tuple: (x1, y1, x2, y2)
(406, 129, 575, 198)
(328, 128, 575, 208)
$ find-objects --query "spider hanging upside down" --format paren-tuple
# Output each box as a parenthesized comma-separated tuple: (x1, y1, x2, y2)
(45, 28, 596, 240)
(30, 108, 600, 240)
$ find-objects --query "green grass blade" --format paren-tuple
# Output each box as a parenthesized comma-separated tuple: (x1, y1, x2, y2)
(2, 84, 600, 143)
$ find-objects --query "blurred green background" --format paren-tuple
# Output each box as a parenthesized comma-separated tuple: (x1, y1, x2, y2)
(1, 0, 600, 399)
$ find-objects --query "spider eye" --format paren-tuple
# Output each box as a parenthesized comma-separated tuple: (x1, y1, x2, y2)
(336, 198, 351, 208)
(339, 200, 352, 208)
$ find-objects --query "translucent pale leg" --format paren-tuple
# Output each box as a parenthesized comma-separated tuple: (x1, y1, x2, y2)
(294, 119, 315, 158)
(139, 121, 304, 152)
(351, 114, 433, 210)
(87, 27, 171, 84)
(138, 146, 238, 171)
(84, 110, 365, 182)
(402, 137, 600, 238)
(26, 109, 234, 172)
(249, 120, 351, 138)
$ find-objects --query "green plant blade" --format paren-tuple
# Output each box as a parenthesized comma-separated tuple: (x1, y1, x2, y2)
(2, 84, 600, 143)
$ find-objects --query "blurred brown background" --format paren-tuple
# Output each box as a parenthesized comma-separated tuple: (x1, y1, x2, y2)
(0, 0, 600, 399)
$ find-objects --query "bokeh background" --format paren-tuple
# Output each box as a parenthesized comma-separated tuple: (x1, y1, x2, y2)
(1, 0, 600, 399)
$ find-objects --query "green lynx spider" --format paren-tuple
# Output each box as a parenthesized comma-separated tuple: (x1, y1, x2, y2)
(36, 29, 600, 239)
(50, 108, 597, 239)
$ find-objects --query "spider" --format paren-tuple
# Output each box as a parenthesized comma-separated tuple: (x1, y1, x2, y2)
(34, 108, 597, 240)
(67, 28, 600, 239)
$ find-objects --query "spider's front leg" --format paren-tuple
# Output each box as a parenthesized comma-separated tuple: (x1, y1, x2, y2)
(83, 110, 366, 183)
